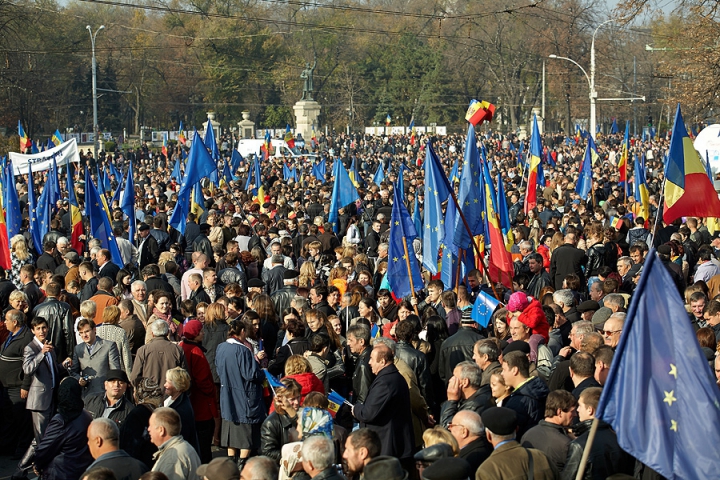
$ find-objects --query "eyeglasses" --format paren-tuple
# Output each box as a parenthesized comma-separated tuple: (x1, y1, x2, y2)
(447, 423, 466, 431)
(602, 329, 621, 336)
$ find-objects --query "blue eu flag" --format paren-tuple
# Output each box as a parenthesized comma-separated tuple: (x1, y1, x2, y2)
(85, 167, 124, 266)
(453, 124, 485, 249)
(387, 178, 424, 299)
(328, 160, 359, 233)
(422, 141, 452, 274)
(471, 291, 499, 328)
(596, 249, 720, 480)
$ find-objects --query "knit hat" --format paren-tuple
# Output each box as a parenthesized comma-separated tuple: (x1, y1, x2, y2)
(183, 319, 203, 340)
(507, 292, 530, 313)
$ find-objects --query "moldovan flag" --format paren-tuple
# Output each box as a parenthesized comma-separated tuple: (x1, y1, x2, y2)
(18, 121, 29, 153)
(524, 114, 543, 213)
(663, 104, 720, 223)
(178, 121, 187, 145)
(465, 100, 495, 127)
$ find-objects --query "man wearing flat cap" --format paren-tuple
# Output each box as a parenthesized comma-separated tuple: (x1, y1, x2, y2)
(476, 407, 558, 480)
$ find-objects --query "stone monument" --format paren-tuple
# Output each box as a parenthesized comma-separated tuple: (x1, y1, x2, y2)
(237, 111, 255, 139)
(293, 58, 321, 141)
(202, 111, 220, 143)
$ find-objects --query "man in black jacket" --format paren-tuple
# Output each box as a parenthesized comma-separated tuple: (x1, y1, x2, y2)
(346, 324, 374, 404)
(84, 418, 149, 480)
(97, 249, 121, 281)
(0, 310, 34, 457)
(32, 282, 74, 362)
(271, 270, 298, 317)
(520, 390, 575, 472)
(395, 320, 434, 411)
(138, 224, 159, 269)
(549, 233, 587, 290)
(440, 361, 486, 427)
(36, 241, 59, 273)
(352, 343, 414, 461)
(438, 318, 486, 385)
(84, 370, 135, 425)
(562, 387, 633, 480)
(449, 410, 493, 472)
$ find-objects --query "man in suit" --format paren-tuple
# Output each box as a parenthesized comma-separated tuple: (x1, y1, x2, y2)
(352, 343, 414, 465)
(32, 282, 75, 362)
(16, 316, 63, 479)
(138, 223, 160, 269)
(68, 318, 121, 399)
(549, 233, 588, 290)
(97, 249, 121, 280)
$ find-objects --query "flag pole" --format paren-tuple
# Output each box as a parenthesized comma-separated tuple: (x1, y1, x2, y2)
(401, 236, 421, 316)
(447, 190, 502, 300)
(574, 417, 600, 480)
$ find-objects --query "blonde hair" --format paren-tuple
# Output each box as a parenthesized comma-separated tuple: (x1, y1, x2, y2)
(10, 236, 31, 261)
(102, 305, 121, 325)
(299, 261, 317, 288)
(166, 367, 191, 393)
(80, 300, 97, 319)
(8, 290, 28, 304)
(422, 426, 459, 456)
(285, 355, 312, 375)
(158, 251, 174, 267)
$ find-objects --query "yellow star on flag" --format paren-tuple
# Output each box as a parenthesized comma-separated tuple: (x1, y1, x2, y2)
(663, 390, 677, 407)
(670, 419, 678, 432)
(669, 364, 677, 379)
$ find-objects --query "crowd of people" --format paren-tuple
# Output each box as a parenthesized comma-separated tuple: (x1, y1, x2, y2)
(0, 126, 717, 480)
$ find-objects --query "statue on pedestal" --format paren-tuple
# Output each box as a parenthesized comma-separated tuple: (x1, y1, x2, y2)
(300, 57, 317, 101)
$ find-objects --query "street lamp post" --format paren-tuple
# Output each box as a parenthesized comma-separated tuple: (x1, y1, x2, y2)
(549, 54, 591, 134)
(87, 25, 105, 162)
(550, 18, 623, 139)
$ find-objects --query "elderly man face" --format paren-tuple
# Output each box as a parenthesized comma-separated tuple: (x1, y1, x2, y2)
(509, 316, 531, 342)
(617, 261, 631, 277)
(602, 317, 624, 348)
(131, 283, 147, 302)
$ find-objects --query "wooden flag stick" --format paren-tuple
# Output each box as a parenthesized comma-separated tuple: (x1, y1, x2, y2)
(446, 190, 502, 300)
(401, 236, 421, 316)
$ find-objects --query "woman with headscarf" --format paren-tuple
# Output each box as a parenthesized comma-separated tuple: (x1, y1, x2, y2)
(278, 407, 335, 480)
(33, 377, 94, 480)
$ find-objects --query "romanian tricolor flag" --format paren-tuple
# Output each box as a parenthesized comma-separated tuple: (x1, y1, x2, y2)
(283, 124, 295, 149)
(465, 99, 495, 127)
(634, 154, 650, 223)
(51, 129, 63, 147)
(18, 121, 29, 153)
(663, 104, 720, 223)
(162, 134, 168, 158)
(482, 156, 513, 288)
(261, 131, 271, 161)
(67, 165, 84, 253)
(524, 114, 543, 213)
(385, 114, 391, 126)
(409, 119, 417, 146)
(609, 216, 623, 230)
(619, 121, 629, 188)
(178, 121, 187, 146)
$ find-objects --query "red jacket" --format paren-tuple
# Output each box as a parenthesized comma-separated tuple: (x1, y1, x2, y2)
(518, 299, 550, 343)
(180, 340, 218, 421)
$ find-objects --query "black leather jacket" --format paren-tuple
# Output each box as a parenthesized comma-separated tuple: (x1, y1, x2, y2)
(562, 419, 634, 480)
(84, 393, 135, 425)
(352, 348, 374, 404)
(585, 242, 609, 277)
(33, 298, 75, 362)
(260, 412, 297, 462)
(395, 341, 434, 410)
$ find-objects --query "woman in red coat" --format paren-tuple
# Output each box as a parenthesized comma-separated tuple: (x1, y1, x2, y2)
(179, 319, 218, 464)
(269, 355, 324, 414)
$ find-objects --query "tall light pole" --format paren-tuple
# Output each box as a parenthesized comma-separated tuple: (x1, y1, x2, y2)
(549, 54, 591, 134)
(550, 17, 625, 139)
(87, 25, 105, 162)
